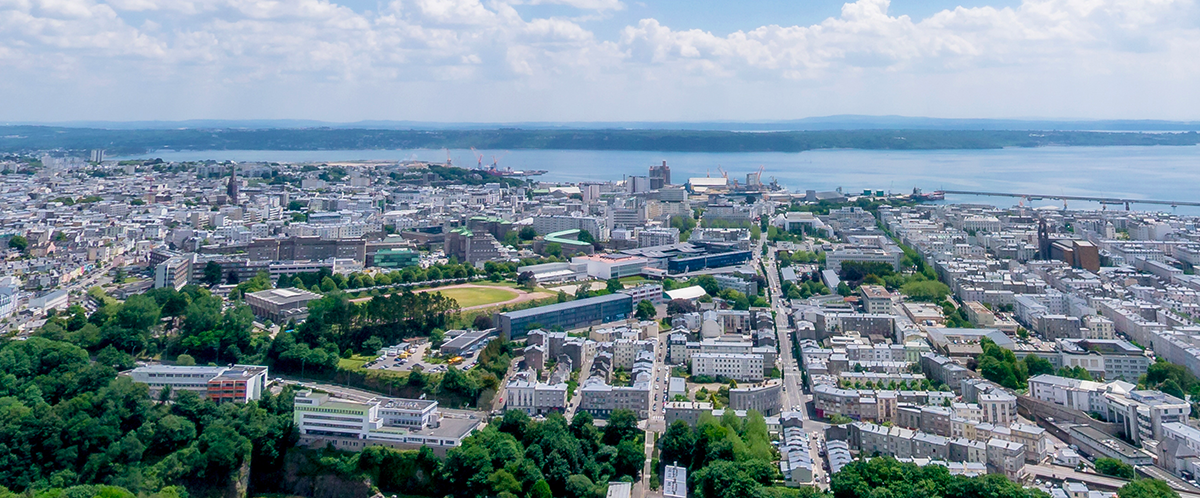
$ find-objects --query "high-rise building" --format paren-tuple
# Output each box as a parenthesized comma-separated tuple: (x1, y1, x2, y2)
(650, 161, 671, 190)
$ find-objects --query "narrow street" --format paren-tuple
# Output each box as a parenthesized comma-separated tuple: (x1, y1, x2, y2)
(761, 238, 830, 489)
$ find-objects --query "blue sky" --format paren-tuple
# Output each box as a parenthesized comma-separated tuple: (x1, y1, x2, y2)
(0, 0, 1196, 122)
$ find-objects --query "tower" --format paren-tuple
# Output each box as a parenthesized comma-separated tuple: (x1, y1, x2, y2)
(227, 163, 240, 204)
(1037, 219, 1050, 260)
(650, 161, 671, 190)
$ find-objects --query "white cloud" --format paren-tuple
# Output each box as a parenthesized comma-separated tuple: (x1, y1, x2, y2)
(0, 0, 1197, 120)
(508, 0, 623, 11)
(619, 0, 1200, 78)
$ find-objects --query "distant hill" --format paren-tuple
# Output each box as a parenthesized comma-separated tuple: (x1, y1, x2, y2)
(7, 115, 1200, 132)
(2, 125, 1198, 155)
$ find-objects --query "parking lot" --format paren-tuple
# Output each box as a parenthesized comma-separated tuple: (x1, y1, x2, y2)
(362, 341, 485, 374)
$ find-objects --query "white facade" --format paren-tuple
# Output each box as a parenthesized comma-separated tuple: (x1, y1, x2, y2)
(293, 390, 472, 448)
(0, 279, 19, 319)
(620, 283, 665, 305)
(506, 377, 568, 416)
(691, 353, 764, 382)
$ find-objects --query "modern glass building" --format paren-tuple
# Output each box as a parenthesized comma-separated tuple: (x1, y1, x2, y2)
(371, 248, 420, 269)
(667, 250, 753, 273)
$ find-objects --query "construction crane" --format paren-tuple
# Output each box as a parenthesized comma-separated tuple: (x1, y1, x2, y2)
(443, 148, 452, 166)
(490, 151, 510, 172)
(717, 165, 729, 179)
(470, 147, 484, 169)
(748, 165, 764, 186)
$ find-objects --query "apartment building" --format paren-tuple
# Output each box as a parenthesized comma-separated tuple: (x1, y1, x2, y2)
(730, 383, 784, 416)
(691, 353, 764, 382)
(1058, 338, 1150, 382)
(506, 373, 569, 416)
(1029, 374, 1189, 445)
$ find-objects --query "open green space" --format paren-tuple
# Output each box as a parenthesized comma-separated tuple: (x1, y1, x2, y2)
(433, 286, 519, 308)
(337, 354, 375, 371)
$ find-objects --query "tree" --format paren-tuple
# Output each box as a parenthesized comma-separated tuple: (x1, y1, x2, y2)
(545, 243, 562, 258)
(838, 261, 895, 282)
(519, 226, 537, 241)
(489, 469, 523, 496)
(474, 314, 494, 330)
(659, 420, 696, 468)
(499, 410, 530, 440)
(899, 280, 950, 301)
(557, 290, 569, 303)
(7, 235, 27, 252)
(690, 275, 720, 296)
(837, 281, 852, 297)
(1095, 458, 1136, 479)
(176, 354, 196, 366)
(606, 278, 623, 294)
(202, 261, 223, 285)
(97, 345, 135, 370)
(1058, 365, 1094, 381)
(635, 300, 656, 320)
(1118, 478, 1180, 498)
(565, 474, 594, 498)
(529, 479, 553, 498)
(517, 271, 537, 288)
(1024, 354, 1055, 377)
(1160, 378, 1186, 399)
(577, 230, 595, 244)
(320, 276, 337, 292)
(667, 299, 697, 315)
(603, 409, 640, 445)
(614, 440, 645, 479)
(574, 285, 592, 300)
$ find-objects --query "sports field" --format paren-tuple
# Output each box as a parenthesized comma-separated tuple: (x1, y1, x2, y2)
(434, 286, 520, 308)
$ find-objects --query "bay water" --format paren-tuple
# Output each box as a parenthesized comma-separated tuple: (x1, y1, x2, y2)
(118, 145, 1200, 213)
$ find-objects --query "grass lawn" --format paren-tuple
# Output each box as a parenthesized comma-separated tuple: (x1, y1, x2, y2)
(435, 286, 519, 307)
(475, 281, 520, 289)
(619, 276, 648, 285)
(337, 354, 375, 371)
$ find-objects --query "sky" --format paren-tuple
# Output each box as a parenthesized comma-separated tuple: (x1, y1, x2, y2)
(1, 0, 1198, 123)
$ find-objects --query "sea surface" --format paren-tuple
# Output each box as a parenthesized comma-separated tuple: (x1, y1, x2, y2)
(117, 146, 1200, 214)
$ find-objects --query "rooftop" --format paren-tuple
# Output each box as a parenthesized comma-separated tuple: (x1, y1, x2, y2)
(499, 293, 631, 319)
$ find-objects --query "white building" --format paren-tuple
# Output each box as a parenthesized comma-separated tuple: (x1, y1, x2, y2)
(505, 373, 568, 416)
(0, 277, 20, 319)
(691, 353, 764, 382)
(620, 283, 665, 305)
(572, 254, 650, 280)
(130, 364, 269, 403)
(1029, 374, 1189, 444)
(293, 390, 481, 453)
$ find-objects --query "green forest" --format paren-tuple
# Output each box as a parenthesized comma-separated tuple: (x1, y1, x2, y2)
(2, 126, 1199, 155)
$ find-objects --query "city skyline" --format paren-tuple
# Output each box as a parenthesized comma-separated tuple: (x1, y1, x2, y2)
(2, 0, 1198, 122)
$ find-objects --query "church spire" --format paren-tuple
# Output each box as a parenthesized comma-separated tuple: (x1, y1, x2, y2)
(227, 163, 239, 204)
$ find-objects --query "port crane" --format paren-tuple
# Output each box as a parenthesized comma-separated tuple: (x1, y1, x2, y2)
(470, 147, 484, 169)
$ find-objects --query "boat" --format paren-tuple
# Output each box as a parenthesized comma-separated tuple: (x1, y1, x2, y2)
(911, 189, 945, 201)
